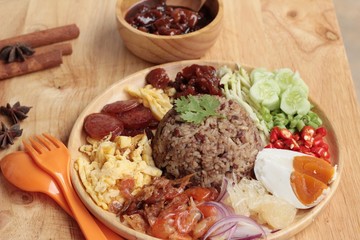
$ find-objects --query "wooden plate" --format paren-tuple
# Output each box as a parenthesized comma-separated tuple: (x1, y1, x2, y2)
(67, 60, 342, 240)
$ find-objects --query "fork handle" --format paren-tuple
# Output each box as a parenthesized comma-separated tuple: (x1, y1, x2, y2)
(55, 173, 108, 240)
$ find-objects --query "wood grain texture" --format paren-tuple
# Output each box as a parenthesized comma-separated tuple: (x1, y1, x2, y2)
(333, 0, 360, 102)
(0, 0, 359, 239)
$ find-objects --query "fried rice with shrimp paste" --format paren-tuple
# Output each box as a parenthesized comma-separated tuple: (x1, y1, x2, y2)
(152, 96, 265, 189)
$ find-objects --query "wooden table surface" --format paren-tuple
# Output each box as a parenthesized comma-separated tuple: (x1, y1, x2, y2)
(1, 0, 359, 239)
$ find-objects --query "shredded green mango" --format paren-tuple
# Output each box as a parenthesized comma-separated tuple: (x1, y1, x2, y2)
(219, 65, 323, 137)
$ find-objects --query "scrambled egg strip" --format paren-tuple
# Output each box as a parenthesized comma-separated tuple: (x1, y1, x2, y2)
(125, 84, 173, 120)
(75, 134, 162, 210)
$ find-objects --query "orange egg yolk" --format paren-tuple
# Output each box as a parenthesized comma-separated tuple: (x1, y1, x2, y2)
(290, 156, 335, 206)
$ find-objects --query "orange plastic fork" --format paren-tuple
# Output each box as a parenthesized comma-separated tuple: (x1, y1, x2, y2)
(23, 133, 107, 240)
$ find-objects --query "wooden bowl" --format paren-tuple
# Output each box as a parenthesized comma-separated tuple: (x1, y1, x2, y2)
(68, 60, 342, 240)
(115, 0, 224, 64)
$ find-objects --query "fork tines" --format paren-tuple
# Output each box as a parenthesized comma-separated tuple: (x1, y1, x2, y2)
(23, 134, 61, 154)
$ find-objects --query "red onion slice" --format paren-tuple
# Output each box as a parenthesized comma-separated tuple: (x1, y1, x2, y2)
(203, 215, 266, 240)
(202, 201, 233, 218)
(215, 177, 229, 202)
(231, 223, 265, 240)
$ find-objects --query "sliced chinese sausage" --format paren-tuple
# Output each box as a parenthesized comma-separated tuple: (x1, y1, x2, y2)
(122, 128, 148, 137)
(145, 68, 170, 89)
(101, 100, 140, 115)
(118, 104, 158, 130)
(83, 113, 124, 140)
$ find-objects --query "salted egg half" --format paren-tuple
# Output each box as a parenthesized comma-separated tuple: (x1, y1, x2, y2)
(254, 148, 337, 209)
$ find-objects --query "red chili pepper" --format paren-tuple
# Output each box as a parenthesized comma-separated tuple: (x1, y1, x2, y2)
(301, 126, 315, 141)
(269, 129, 278, 143)
(322, 151, 331, 162)
(313, 135, 323, 146)
(278, 128, 293, 140)
(299, 145, 311, 154)
(272, 126, 281, 135)
(312, 135, 328, 149)
(268, 126, 331, 162)
(293, 132, 300, 141)
(273, 140, 285, 149)
(320, 142, 329, 150)
(311, 146, 331, 163)
(297, 139, 304, 147)
(315, 127, 327, 137)
(265, 143, 273, 148)
(311, 146, 326, 158)
(299, 146, 317, 157)
(303, 138, 314, 149)
(323, 150, 330, 159)
(284, 138, 300, 151)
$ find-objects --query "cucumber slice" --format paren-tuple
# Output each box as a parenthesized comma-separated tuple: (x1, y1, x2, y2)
(250, 68, 275, 84)
(280, 86, 310, 115)
(250, 79, 280, 110)
(274, 68, 309, 94)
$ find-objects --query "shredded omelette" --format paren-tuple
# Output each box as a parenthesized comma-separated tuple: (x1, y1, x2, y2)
(75, 134, 162, 210)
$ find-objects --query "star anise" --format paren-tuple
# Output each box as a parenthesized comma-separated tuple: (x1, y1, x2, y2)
(0, 102, 32, 124)
(0, 122, 23, 149)
(0, 43, 35, 63)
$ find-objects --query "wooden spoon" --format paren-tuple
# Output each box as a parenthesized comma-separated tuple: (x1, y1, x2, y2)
(0, 151, 124, 240)
(166, 0, 207, 11)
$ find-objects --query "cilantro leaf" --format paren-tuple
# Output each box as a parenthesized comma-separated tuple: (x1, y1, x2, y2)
(174, 95, 221, 124)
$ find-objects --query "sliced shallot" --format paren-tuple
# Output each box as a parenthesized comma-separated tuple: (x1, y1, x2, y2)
(215, 177, 229, 202)
(203, 215, 266, 240)
(201, 201, 232, 218)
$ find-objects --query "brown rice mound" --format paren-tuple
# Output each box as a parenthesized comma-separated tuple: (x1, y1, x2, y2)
(152, 96, 265, 189)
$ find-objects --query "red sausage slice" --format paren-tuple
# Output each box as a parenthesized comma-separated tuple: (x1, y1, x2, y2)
(118, 104, 158, 130)
(101, 100, 140, 115)
(83, 113, 124, 140)
(145, 68, 170, 89)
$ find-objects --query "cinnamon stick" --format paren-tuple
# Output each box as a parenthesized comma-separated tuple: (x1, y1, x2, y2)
(35, 43, 73, 56)
(0, 50, 62, 80)
(0, 24, 80, 50)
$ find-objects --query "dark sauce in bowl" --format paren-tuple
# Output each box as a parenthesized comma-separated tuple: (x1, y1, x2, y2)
(125, 0, 214, 36)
